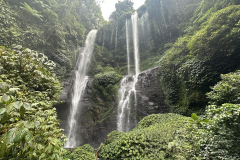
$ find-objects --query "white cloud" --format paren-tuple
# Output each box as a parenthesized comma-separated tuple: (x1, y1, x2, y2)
(100, 0, 146, 20)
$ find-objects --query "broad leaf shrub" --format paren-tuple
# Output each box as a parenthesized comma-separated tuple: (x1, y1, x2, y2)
(206, 70, 240, 105)
(191, 70, 240, 159)
(0, 45, 66, 159)
(98, 113, 201, 160)
(64, 144, 95, 160)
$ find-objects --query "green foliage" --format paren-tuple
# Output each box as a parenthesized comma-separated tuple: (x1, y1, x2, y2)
(199, 104, 240, 159)
(189, 70, 240, 159)
(0, 45, 66, 159)
(92, 67, 122, 102)
(20, 2, 43, 21)
(0, 0, 22, 45)
(0, 0, 105, 81)
(98, 113, 200, 159)
(66, 144, 95, 160)
(207, 70, 240, 105)
(159, 5, 240, 114)
(94, 71, 122, 87)
(0, 45, 60, 100)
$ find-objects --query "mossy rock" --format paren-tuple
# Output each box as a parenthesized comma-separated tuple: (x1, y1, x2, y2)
(94, 71, 122, 87)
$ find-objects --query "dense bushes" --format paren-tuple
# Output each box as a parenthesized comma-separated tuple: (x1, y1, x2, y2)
(98, 69, 240, 159)
(206, 70, 240, 105)
(193, 70, 240, 159)
(98, 113, 200, 159)
(64, 144, 95, 160)
(0, 45, 66, 159)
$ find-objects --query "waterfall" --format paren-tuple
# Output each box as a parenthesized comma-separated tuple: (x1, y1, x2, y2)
(65, 30, 97, 148)
(117, 76, 135, 132)
(131, 12, 140, 75)
(126, 19, 131, 75)
(117, 11, 140, 132)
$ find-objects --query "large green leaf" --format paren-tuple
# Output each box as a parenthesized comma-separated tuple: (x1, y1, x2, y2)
(24, 121, 34, 129)
(25, 131, 33, 143)
(9, 88, 20, 95)
(14, 101, 23, 110)
(34, 121, 40, 128)
(2, 94, 10, 103)
(0, 83, 9, 92)
(13, 128, 28, 143)
(6, 102, 15, 113)
(5, 128, 17, 145)
(191, 113, 198, 121)
(0, 108, 6, 115)
(23, 102, 30, 110)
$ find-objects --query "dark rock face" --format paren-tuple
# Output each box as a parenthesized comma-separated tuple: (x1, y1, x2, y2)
(135, 67, 169, 121)
(55, 77, 118, 149)
(55, 66, 168, 149)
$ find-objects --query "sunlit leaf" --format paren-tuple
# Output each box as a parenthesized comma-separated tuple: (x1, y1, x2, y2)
(13, 128, 28, 143)
(0, 108, 6, 115)
(25, 131, 33, 143)
(23, 102, 30, 110)
(5, 128, 17, 145)
(14, 101, 23, 110)
(34, 121, 40, 128)
(191, 113, 198, 120)
(6, 102, 15, 113)
(2, 94, 10, 103)
(9, 88, 20, 95)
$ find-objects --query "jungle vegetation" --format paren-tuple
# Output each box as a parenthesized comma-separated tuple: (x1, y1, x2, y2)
(1, 0, 240, 159)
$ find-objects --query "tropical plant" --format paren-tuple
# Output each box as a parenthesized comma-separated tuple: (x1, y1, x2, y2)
(0, 45, 66, 159)
(190, 70, 240, 159)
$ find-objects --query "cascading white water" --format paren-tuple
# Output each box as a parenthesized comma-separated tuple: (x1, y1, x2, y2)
(131, 12, 140, 76)
(126, 19, 131, 75)
(117, 76, 135, 132)
(117, 11, 140, 132)
(65, 30, 97, 148)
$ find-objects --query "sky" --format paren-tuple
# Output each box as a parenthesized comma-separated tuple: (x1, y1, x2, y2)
(100, 0, 146, 20)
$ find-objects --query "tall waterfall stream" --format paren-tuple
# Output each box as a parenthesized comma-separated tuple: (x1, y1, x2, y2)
(65, 30, 98, 148)
(117, 12, 140, 132)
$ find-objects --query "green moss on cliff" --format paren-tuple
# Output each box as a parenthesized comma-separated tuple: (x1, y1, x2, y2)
(159, 5, 240, 115)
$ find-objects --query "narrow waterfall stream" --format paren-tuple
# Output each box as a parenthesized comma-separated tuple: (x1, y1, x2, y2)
(131, 12, 140, 76)
(65, 30, 98, 148)
(117, 12, 140, 132)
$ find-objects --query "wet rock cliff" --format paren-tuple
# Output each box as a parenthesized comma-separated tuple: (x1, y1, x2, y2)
(55, 66, 169, 148)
